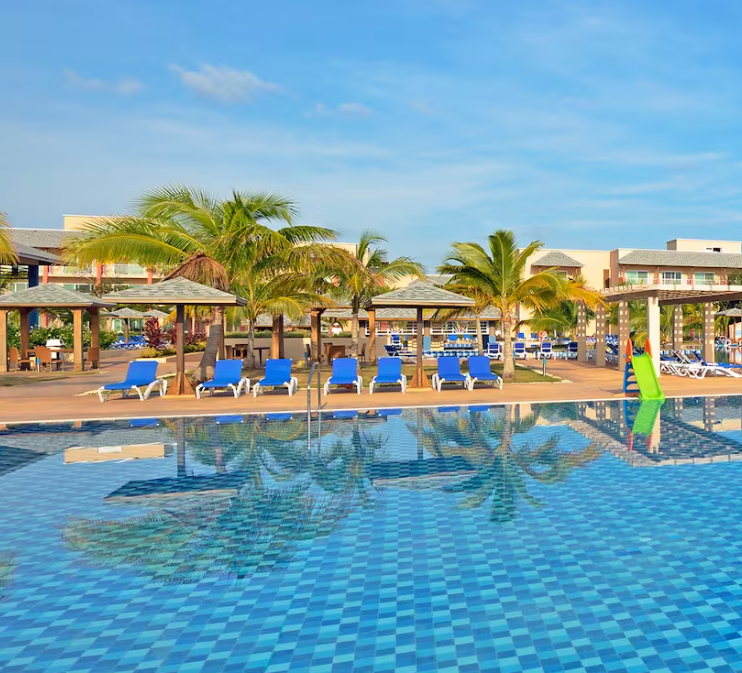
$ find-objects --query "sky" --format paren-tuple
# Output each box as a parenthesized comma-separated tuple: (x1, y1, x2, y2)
(3, 0, 742, 269)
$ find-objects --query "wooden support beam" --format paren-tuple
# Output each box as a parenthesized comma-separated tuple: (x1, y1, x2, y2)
(367, 308, 376, 364)
(168, 304, 194, 395)
(73, 309, 84, 372)
(0, 310, 7, 373)
(19, 308, 30, 361)
(409, 307, 430, 388)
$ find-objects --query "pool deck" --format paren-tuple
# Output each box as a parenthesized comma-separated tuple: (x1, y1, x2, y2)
(2, 356, 741, 424)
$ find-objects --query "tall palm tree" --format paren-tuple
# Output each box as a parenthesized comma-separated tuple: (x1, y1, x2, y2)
(331, 231, 424, 356)
(439, 231, 603, 380)
(62, 186, 346, 379)
(0, 211, 18, 265)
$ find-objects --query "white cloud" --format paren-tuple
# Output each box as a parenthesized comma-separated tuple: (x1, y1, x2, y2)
(170, 64, 282, 103)
(64, 69, 141, 95)
(312, 102, 374, 118)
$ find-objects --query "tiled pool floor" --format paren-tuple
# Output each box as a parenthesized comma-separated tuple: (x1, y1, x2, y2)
(2, 398, 742, 671)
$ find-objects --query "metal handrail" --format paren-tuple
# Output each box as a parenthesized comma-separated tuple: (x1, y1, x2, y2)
(306, 360, 322, 451)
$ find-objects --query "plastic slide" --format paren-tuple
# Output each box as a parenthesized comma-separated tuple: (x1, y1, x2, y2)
(631, 353, 665, 402)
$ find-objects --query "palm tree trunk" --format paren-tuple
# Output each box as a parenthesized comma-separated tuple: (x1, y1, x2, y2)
(502, 317, 514, 380)
(475, 315, 483, 355)
(351, 312, 360, 356)
(247, 319, 256, 368)
(198, 306, 223, 381)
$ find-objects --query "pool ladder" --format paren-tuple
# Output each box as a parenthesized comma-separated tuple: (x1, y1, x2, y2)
(306, 361, 323, 452)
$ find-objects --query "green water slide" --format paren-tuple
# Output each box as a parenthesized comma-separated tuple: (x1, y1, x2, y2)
(630, 353, 665, 402)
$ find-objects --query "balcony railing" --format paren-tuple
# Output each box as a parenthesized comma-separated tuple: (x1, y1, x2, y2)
(50, 265, 94, 276)
(616, 275, 736, 289)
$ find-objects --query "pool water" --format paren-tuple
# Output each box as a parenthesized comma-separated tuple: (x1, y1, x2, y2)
(2, 397, 742, 672)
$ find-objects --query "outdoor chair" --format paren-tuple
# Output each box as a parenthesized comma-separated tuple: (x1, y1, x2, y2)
(35, 346, 61, 372)
(97, 361, 167, 402)
(195, 359, 250, 399)
(383, 344, 401, 357)
(486, 342, 502, 360)
(539, 341, 553, 358)
(567, 342, 579, 359)
(323, 358, 363, 395)
(8, 347, 31, 372)
(252, 358, 298, 397)
(431, 356, 468, 392)
(514, 342, 527, 359)
(467, 356, 503, 390)
(369, 357, 407, 394)
(85, 347, 100, 370)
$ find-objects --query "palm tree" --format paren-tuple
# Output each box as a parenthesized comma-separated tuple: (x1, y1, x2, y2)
(331, 231, 424, 356)
(0, 211, 17, 265)
(439, 231, 603, 380)
(528, 277, 599, 338)
(62, 186, 346, 379)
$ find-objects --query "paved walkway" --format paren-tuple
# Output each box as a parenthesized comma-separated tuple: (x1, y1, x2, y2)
(1, 357, 741, 424)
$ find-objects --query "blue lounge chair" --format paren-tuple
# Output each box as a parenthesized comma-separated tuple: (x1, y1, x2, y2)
(383, 344, 401, 357)
(323, 358, 363, 395)
(486, 342, 502, 360)
(97, 361, 167, 402)
(467, 356, 503, 390)
(195, 360, 250, 399)
(369, 357, 407, 394)
(252, 358, 298, 397)
(567, 342, 578, 359)
(514, 342, 527, 359)
(539, 341, 553, 358)
(431, 357, 468, 392)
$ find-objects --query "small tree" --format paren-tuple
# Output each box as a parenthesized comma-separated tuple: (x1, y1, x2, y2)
(144, 317, 166, 350)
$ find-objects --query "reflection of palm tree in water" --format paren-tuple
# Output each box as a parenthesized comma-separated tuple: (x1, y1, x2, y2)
(415, 407, 601, 522)
(0, 553, 15, 600)
(61, 417, 367, 584)
(310, 422, 388, 506)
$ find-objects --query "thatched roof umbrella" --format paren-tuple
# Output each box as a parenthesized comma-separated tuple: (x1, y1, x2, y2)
(103, 278, 245, 395)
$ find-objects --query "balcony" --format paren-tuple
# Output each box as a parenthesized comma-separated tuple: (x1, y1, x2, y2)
(49, 265, 94, 277)
(103, 264, 149, 278)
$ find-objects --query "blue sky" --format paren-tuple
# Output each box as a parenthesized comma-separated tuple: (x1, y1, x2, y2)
(3, 0, 742, 268)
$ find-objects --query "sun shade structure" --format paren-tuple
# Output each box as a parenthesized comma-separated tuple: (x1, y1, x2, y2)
(142, 309, 170, 320)
(370, 281, 476, 388)
(531, 251, 584, 268)
(103, 278, 246, 396)
(104, 307, 146, 343)
(0, 284, 112, 373)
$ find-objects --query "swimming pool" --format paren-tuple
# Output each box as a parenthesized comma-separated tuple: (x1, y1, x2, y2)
(2, 397, 742, 672)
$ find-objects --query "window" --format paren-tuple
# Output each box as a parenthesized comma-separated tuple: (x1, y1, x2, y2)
(694, 272, 715, 285)
(625, 270, 649, 285)
(706, 247, 722, 253)
(661, 271, 682, 283)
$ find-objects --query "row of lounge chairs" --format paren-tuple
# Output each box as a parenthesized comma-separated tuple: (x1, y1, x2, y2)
(660, 350, 742, 379)
(96, 355, 504, 402)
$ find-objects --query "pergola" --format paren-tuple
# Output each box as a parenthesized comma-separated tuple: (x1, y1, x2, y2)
(102, 277, 246, 395)
(105, 307, 145, 342)
(370, 281, 475, 388)
(587, 283, 742, 376)
(142, 309, 170, 321)
(0, 284, 111, 373)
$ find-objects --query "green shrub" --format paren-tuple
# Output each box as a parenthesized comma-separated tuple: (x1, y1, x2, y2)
(22, 325, 119, 349)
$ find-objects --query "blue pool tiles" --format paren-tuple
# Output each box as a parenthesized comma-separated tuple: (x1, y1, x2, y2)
(1, 398, 742, 671)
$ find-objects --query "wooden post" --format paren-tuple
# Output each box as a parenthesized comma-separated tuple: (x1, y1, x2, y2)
(409, 307, 430, 388)
(0, 310, 7, 373)
(272, 314, 283, 359)
(89, 307, 100, 369)
(73, 309, 84, 372)
(367, 308, 376, 364)
(124, 318, 130, 344)
(310, 309, 324, 362)
(168, 304, 194, 395)
(19, 308, 30, 360)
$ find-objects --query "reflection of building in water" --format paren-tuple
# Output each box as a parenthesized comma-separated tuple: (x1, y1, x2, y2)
(571, 398, 742, 467)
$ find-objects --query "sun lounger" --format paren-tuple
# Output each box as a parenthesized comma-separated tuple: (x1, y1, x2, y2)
(252, 358, 298, 397)
(97, 361, 167, 402)
(370, 357, 407, 394)
(466, 356, 503, 390)
(486, 342, 502, 360)
(195, 359, 250, 399)
(323, 358, 363, 395)
(514, 342, 527, 359)
(566, 342, 578, 359)
(539, 341, 553, 359)
(431, 357, 468, 392)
